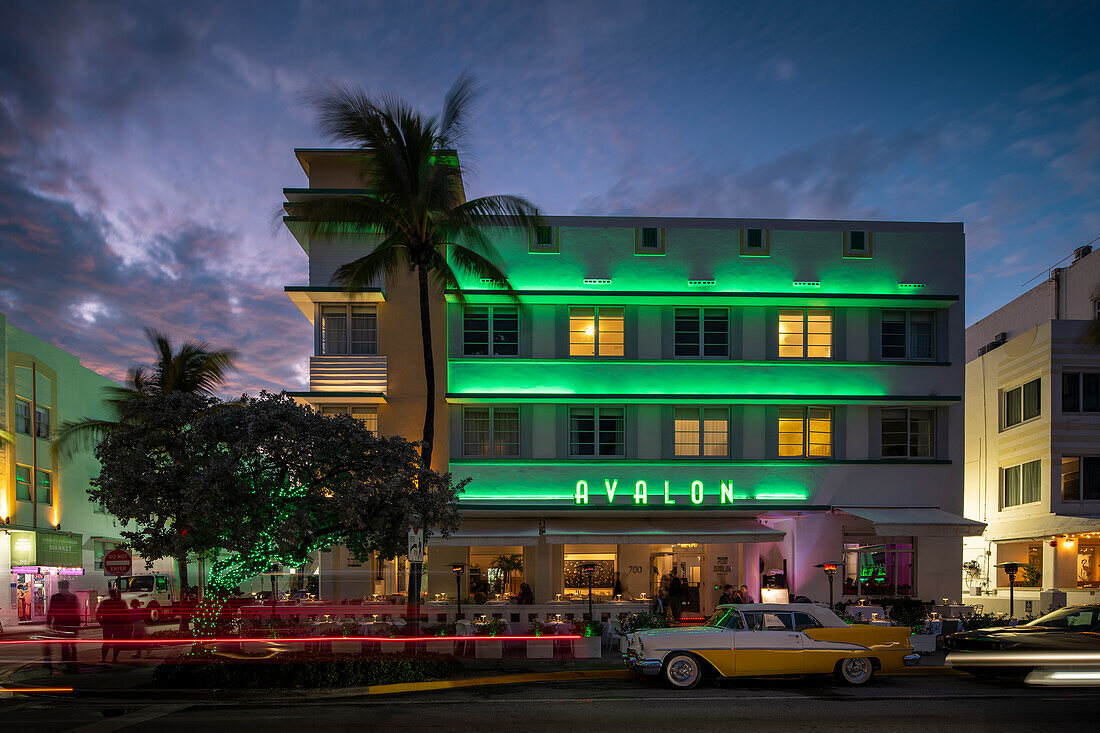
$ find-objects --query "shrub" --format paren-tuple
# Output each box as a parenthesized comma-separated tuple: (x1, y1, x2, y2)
(619, 612, 669, 634)
(867, 596, 930, 629)
(427, 622, 457, 637)
(153, 650, 461, 689)
(474, 619, 507, 636)
(529, 620, 549, 637)
(570, 619, 604, 638)
(960, 613, 1005, 631)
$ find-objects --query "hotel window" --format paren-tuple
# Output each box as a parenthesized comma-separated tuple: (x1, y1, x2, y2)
(739, 228, 770, 256)
(778, 309, 832, 358)
(569, 307, 624, 357)
(15, 397, 31, 435)
(319, 304, 377, 355)
(635, 227, 665, 255)
(1061, 457, 1100, 501)
(674, 407, 729, 457)
(881, 310, 935, 360)
(1062, 372, 1100, 413)
(843, 231, 872, 258)
(1001, 459, 1041, 508)
(463, 306, 519, 356)
(881, 408, 935, 458)
(36, 469, 52, 505)
(529, 225, 559, 253)
(843, 541, 914, 596)
(569, 407, 625, 457)
(463, 406, 520, 457)
(319, 405, 379, 434)
(778, 407, 832, 458)
(35, 405, 50, 439)
(674, 308, 729, 357)
(1001, 377, 1041, 429)
(15, 465, 31, 501)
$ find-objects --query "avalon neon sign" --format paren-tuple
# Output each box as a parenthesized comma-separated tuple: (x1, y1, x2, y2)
(572, 479, 809, 505)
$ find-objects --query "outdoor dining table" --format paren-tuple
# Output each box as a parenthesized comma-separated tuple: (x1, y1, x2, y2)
(932, 604, 974, 618)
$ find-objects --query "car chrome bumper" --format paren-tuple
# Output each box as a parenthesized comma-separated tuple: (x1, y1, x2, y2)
(903, 654, 921, 666)
(624, 649, 662, 676)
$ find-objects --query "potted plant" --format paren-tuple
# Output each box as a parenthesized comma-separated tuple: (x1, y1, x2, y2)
(474, 618, 506, 659)
(570, 620, 604, 659)
(491, 554, 524, 596)
(909, 622, 937, 653)
(426, 622, 457, 654)
(374, 623, 405, 654)
(526, 620, 555, 659)
(329, 621, 361, 654)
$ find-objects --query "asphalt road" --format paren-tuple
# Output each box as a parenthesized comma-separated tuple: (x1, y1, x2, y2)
(3, 675, 1099, 733)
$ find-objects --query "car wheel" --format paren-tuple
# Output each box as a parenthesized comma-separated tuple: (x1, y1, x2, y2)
(836, 657, 874, 685)
(146, 604, 160, 624)
(664, 652, 703, 689)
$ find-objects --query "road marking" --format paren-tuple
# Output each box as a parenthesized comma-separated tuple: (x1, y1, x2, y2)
(66, 704, 192, 733)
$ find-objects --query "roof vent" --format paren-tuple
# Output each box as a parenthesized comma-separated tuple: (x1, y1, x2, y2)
(687, 279, 716, 287)
(1074, 245, 1093, 261)
(583, 278, 612, 285)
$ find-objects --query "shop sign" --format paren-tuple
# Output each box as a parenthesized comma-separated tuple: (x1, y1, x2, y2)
(713, 565, 732, 573)
(10, 531, 36, 566)
(571, 479, 809, 506)
(36, 532, 83, 568)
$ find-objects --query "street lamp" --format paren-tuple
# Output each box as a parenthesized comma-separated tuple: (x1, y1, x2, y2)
(452, 563, 465, 618)
(582, 562, 596, 621)
(995, 562, 1021, 618)
(815, 562, 841, 609)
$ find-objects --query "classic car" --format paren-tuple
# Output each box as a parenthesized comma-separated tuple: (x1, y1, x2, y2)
(624, 603, 917, 688)
(945, 604, 1100, 677)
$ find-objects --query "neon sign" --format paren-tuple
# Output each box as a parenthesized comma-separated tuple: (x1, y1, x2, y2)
(571, 479, 809, 505)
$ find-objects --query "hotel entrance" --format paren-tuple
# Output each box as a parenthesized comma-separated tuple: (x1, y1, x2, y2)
(651, 547, 703, 613)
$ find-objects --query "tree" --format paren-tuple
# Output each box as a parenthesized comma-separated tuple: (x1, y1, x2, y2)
(292, 76, 540, 470)
(491, 553, 523, 595)
(91, 391, 465, 632)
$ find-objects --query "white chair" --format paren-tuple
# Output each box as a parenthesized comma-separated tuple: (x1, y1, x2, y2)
(455, 620, 474, 655)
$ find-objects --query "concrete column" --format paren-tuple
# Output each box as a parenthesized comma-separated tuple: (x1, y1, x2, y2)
(741, 543, 761, 602)
(706, 543, 738, 611)
(531, 538, 565, 603)
(618, 544, 651, 598)
(1042, 542, 1057, 590)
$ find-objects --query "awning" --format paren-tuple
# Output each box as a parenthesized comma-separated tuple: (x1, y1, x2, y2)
(543, 519, 785, 545)
(427, 521, 541, 547)
(981, 514, 1100, 542)
(839, 507, 985, 537)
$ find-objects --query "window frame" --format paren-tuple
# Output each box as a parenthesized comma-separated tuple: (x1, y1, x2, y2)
(778, 406, 833, 459)
(778, 308, 833, 359)
(673, 407, 730, 458)
(569, 306, 625, 358)
(463, 305, 520, 357)
(843, 231, 873, 258)
(15, 464, 32, 502)
(15, 397, 31, 435)
(36, 468, 52, 506)
(34, 404, 50, 439)
(880, 309, 936, 360)
(1062, 371, 1100, 413)
(635, 227, 666, 255)
(318, 404, 379, 434)
(462, 405, 521, 458)
(673, 307, 730, 358)
(568, 406, 626, 458)
(1001, 458, 1042, 509)
(318, 303, 378, 356)
(881, 407, 936, 459)
(739, 228, 770, 257)
(1001, 377, 1041, 430)
(1061, 456, 1100, 501)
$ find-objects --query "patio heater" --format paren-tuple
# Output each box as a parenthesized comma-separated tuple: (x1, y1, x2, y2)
(995, 562, 1021, 618)
(582, 562, 597, 621)
(452, 563, 465, 618)
(815, 562, 841, 608)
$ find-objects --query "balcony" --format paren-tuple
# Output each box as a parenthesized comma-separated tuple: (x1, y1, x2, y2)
(309, 355, 387, 394)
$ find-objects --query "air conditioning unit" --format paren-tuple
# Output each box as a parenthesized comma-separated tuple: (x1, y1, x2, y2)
(1074, 245, 1093, 261)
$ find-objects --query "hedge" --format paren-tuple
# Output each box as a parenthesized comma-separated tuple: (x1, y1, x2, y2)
(153, 651, 461, 689)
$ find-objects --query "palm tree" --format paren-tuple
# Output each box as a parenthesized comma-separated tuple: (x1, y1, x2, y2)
(492, 553, 524, 595)
(291, 76, 540, 470)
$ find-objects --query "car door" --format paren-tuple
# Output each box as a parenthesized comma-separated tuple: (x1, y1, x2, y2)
(733, 612, 804, 674)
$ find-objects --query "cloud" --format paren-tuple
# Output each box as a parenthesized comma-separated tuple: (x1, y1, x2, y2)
(758, 55, 797, 82)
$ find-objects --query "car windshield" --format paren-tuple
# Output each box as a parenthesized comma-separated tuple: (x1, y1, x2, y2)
(1027, 607, 1100, 630)
(703, 607, 744, 629)
(119, 576, 154, 592)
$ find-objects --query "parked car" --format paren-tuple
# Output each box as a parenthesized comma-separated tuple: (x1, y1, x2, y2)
(624, 603, 917, 689)
(945, 604, 1100, 677)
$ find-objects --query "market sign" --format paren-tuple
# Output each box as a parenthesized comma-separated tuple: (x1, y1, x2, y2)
(10, 531, 35, 566)
(10, 531, 84, 568)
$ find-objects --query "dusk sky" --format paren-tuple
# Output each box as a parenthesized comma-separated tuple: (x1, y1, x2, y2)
(1, 1, 1097, 395)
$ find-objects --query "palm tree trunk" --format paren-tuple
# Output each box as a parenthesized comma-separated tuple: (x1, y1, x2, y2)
(176, 555, 190, 633)
(416, 264, 436, 467)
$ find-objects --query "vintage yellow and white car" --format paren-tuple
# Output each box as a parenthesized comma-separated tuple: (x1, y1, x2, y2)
(624, 603, 918, 688)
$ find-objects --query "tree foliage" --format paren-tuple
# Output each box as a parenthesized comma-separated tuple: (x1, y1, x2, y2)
(91, 391, 465, 593)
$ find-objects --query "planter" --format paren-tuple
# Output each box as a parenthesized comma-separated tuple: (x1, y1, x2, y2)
(426, 639, 456, 655)
(910, 633, 936, 653)
(378, 640, 406, 654)
(571, 636, 602, 659)
(331, 639, 361, 654)
(475, 639, 503, 659)
(618, 635, 629, 654)
(526, 638, 555, 659)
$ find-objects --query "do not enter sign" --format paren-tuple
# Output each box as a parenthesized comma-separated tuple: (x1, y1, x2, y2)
(103, 549, 132, 576)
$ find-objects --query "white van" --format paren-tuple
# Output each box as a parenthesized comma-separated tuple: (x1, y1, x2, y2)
(109, 574, 178, 623)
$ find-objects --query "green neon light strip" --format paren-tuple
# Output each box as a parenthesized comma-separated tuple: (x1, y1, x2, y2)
(449, 358, 952, 368)
(446, 393, 960, 405)
(445, 289, 958, 304)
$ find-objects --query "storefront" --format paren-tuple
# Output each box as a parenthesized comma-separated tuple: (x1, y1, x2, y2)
(6, 530, 85, 623)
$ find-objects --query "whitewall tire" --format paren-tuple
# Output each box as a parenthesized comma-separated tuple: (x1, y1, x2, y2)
(664, 652, 703, 689)
(836, 657, 874, 685)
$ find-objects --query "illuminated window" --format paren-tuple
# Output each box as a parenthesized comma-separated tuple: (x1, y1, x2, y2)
(674, 308, 729, 357)
(530, 225, 558, 253)
(569, 407, 625, 457)
(1001, 459, 1041, 508)
(1061, 456, 1100, 501)
(881, 310, 935, 359)
(635, 227, 665, 255)
(778, 407, 832, 458)
(843, 540, 914, 596)
(881, 408, 935, 458)
(15, 465, 31, 502)
(674, 407, 729, 457)
(36, 469, 52, 506)
(319, 405, 379, 434)
(319, 305, 377, 355)
(779, 309, 831, 358)
(1062, 372, 1100, 413)
(464, 306, 519, 356)
(1001, 378, 1040, 429)
(15, 398, 31, 435)
(843, 231, 872, 258)
(463, 406, 519, 457)
(569, 307, 624, 357)
(34, 405, 50, 439)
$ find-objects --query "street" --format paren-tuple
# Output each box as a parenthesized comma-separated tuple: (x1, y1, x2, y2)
(2, 675, 1098, 732)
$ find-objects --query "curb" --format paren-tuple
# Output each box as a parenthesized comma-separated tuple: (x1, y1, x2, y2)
(881, 666, 964, 676)
(366, 669, 637, 696)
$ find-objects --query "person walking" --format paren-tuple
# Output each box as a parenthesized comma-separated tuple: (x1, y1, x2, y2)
(95, 588, 129, 663)
(128, 600, 147, 659)
(668, 568, 683, 621)
(46, 580, 81, 673)
(653, 587, 670, 618)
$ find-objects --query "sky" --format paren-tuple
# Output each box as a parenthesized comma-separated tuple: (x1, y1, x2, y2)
(0, 1, 1097, 395)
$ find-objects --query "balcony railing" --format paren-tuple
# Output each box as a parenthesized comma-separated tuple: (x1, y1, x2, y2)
(310, 355, 387, 393)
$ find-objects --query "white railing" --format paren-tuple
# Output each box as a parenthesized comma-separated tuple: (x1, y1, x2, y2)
(310, 355, 387, 393)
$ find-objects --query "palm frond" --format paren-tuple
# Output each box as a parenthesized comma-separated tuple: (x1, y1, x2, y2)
(438, 74, 476, 149)
(446, 245, 516, 299)
(332, 235, 408, 291)
(53, 418, 118, 460)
